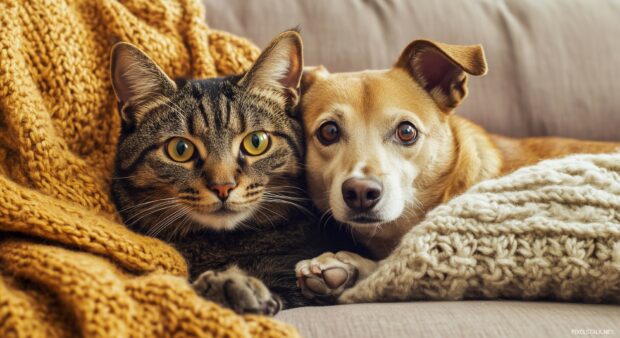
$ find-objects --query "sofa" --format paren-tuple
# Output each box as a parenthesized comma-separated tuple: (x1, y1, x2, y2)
(205, 1, 620, 337)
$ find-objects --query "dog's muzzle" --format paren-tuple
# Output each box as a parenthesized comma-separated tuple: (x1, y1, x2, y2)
(341, 177, 383, 214)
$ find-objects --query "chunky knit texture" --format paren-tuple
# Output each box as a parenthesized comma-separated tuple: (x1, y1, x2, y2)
(341, 153, 620, 304)
(0, 0, 299, 337)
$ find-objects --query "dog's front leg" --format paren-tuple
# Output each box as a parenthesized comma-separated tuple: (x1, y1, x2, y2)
(295, 251, 378, 303)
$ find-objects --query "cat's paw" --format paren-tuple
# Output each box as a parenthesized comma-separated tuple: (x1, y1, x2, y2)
(295, 251, 360, 303)
(192, 266, 281, 316)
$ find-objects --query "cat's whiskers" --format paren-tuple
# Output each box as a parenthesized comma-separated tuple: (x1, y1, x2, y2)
(161, 208, 192, 240)
(313, 193, 331, 205)
(260, 198, 311, 219)
(318, 207, 334, 230)
(260, 193, 302, 206)
(147, 206, 180, 237)
(174, 212, 194, 238)
(256, 204, 286, 223)
(266, 184, 307, 193)
(124, 199, 178, 222)
(262, 196, 310, 205)
(235, 218, 260, 231)
(262, 191, 310, 202)
(261, 191, 313, 216)
(118, 196, 179, 213)
(126, 200, 179, 227)
(252, 205, 279, 228)
(150, 206, 191, 240)
(173, 211, 198, 239)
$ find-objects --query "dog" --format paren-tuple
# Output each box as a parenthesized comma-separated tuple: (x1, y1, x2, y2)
(294, 39, 620, 301)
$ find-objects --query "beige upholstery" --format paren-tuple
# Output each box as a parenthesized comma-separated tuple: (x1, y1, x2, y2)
(277, 302, 620, 338)
(205, 0, 620, 141)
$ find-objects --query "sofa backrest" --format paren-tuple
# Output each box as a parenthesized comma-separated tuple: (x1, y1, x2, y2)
(205, 0, 620, 141)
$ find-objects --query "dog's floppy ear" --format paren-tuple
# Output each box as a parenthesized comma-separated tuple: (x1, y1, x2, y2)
(301, 65, 329, 93)
(396, 39, 487, 113)
(239, 30, 304, 110)
(110, 42, 177, 126)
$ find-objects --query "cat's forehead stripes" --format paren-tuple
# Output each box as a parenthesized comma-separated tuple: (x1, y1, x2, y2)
(189, 79, 246, 137)
(115, 75, 303, 176)
(115, 82, 302, 174)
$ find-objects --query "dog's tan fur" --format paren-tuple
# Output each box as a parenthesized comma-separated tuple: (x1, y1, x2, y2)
(295, 39, 619, 301)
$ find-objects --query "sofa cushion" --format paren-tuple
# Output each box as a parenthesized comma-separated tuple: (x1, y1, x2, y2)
(276, 302, 620, 338)
(205, 0, 620, 141)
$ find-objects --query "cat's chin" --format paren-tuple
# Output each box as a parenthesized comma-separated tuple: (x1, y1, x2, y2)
(189, 209, 253, 231)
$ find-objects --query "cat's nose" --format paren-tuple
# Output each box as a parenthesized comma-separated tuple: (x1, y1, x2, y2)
(208, 182, 237, 201)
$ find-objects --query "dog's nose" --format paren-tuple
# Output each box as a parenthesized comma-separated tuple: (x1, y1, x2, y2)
(341, 178, 383, 211)
(208, 182, 237, 201)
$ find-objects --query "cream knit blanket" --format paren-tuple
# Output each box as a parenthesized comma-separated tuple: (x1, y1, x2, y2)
(340, 153, 620, 304)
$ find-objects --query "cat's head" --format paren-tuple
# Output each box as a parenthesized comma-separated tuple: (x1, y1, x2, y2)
(110, 31, 305, 238)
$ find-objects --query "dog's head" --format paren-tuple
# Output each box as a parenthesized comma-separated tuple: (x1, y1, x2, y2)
(301, 39, 487, 233)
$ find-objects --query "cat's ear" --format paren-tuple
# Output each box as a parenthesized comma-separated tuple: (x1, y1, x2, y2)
(110, 42, 177, 125)
(239, 30, 304, 109)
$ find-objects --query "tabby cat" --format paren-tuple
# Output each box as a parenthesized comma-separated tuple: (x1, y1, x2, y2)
(110, 31, 357, 315)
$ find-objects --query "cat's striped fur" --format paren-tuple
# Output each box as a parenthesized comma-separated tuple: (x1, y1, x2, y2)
(112, 75, 304, 238)
(110, 31, 358, 314)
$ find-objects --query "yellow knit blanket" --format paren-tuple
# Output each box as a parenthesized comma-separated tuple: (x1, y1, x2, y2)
(0, 0, 298, 337)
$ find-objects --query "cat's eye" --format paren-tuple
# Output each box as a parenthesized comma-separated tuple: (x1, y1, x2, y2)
(396, 122, 418, 145)
(317, 121, 340, 145)
(242, 131, 270, 156)
(166, 137, 196, 162)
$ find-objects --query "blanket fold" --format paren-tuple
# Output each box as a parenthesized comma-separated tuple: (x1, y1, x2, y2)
(0, 0, 298, 337)
(340, 153, 620, 304)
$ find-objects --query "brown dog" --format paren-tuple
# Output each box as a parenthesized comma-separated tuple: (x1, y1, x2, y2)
(295, 39, 619, 301)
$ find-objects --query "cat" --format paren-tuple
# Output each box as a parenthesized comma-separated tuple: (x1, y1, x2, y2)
(110, 30, 358, 315)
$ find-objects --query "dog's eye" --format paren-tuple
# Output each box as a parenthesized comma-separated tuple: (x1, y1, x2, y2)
(396, 122, 418, 145)
(317, 121, 340, 145)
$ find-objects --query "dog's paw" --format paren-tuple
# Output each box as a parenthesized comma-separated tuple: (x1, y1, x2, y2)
(192, 266, 281, 316)
(295, 251, 360, 302)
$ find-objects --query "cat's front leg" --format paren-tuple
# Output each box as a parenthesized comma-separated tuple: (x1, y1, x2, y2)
(192, 265, 282, 316)
(295, 251, 378, 303)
